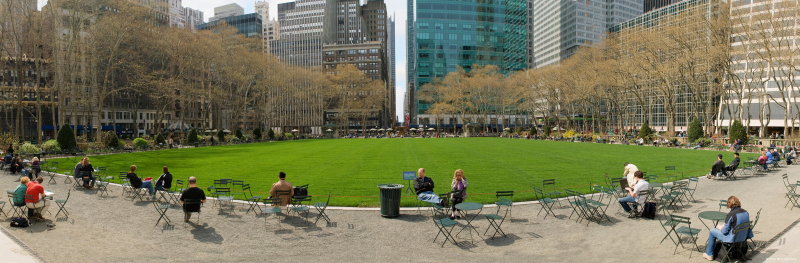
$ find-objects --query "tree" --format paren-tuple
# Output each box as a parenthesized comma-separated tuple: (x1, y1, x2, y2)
(217, 130, 225, 143)
(267, 129, 275, 140)
(187, 129, 198, 144)
(155, 133, 165, 145)
(235, 129, 243, 140)
(252, 128, 262, 140)
(101, 131, 120, 149)
(639, 122, 654, 142)
(729, 120, 748, 144)
(57, 125, 76, 152)
(688, 119, 704, 143)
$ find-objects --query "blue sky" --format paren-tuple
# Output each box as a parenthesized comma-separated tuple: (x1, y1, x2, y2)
(39, 0, 408, 120)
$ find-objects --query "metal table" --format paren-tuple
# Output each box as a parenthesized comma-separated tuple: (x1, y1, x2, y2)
(698, 211, 727, 230)
(455, 202, 483, 243)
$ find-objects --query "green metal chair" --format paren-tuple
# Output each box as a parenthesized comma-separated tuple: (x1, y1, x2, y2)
(290, 195, 312, 226)
(533, 186, 557, 218)
(748, 208, 761, 249)
(669, 215, 702, 255)
(484, 201, 509, 239)
(432, 204, 458, 247)
(495, 191, 513, 218)
(152, 199, 172, 227)
(214, 187, 235, 215)
(0, 199, 6, 218)
(260, 197, 283, 228)
(718, 222, 752, 263)
(54, 189, 71, 219)
(243, 184, 262, 214)
(543, 179, 562, 207)
(314, 193, 332, 225)
(182, 199, 202, 224)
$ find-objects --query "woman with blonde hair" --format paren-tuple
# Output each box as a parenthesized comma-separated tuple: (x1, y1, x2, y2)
(30, 157, 41, 179)
(78, 157, 95, 189)
(702, 196, 753, 261)
(449, 169, 468, 219)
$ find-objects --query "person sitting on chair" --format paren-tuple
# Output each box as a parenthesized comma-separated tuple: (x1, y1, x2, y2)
(618, 171, 649, 218)
(127, 165, 154, 198)
(702, 196, 753, 261)
(724, 153, 740, 177)
(30, 157, 41, 180)
(787, 147, 796, 165)
(414, 168, 444, 206)
(268, 171, 294, 206)
(78, 157, 95, 189)
(25, 177, 47, 220)
(13, 177, 29, 207)
(449, 169, 468, 219)
(10, 155, 23, 174)
(155, 166, 173, 192)
(179, 176, 206, 223)
(758, 151, 769, 171)
(709, 154, 726, 178)
(622, 162, 639, 190)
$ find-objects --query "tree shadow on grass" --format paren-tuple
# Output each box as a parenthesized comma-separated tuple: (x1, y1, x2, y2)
(189, 223, 223, 244)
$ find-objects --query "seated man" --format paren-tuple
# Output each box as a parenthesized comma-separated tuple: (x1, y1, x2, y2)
(787, 147, 796, 165)
(179, 176, 206, 222)
(413, 168, 444, 206)
(618, 171, 649, 217)
(25, 177, 47, 220)
(725, 153, 740, 177)
(703, 196, 753, 261)
(268, 172, 294, 206)
(709, 154, 726, 178)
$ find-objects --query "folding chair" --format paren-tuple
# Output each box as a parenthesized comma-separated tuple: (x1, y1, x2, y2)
(290, 195, 312, 226)
(54, 189, 71, 219)
(782, 175, 800, 209)
(152, 200, 171, 226)
(243, 184, 262, 214)
(182, 199, 202, 224)
(533, 186, 557, 218)
(669, 215, 702, 255)
(495, 191, 514, 219)
(625, 190, 651, 217)
(659, 213, 679, 245)
(118, 172, 132, 197)
(156, 189, 173, 205)
(314, 193, 332, 225)
(0, 199, 6, 218)
(273, 190, 292, 212)
(748, 208, 761, 249)
(7, 192, 26, 218)
(685, 177, 699, 200)
(167, 180, 184, 205)
(665, 165, 678, 177)
(718, 222, 752, 263)
(46, 167, 57, 184)
(260, 197, 283, 228)
(565, 189, 591, 224)
(430, 193, 450, 217)
(214, 188, 235, 214)
(484, 198, 510, 239)
(543, 179, 562, 207)
(96, 179, 111, 197)
(431, 204, 458, 247)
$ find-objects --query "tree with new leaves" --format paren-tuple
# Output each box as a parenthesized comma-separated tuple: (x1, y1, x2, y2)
(688, 119, 703, 143)
(57, 125, 76, 152)
(729, 120, 747, 145)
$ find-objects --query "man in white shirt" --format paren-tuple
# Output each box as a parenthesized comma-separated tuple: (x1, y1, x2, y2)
(618, 171, 650, 217)
(622, 162, 639, 189)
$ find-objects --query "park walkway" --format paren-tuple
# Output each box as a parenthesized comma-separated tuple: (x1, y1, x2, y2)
(0, 160, 799, 262)
(0, 228, 38, 263)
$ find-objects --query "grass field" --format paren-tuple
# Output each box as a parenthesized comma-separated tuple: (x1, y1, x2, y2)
(47, 138, 755, 207)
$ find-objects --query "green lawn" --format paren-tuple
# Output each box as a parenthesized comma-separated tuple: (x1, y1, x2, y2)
(47, 138, 755, 207)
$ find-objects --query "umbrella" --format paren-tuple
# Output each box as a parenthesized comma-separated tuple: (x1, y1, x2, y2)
(386, 128, 393, 131)
(223, 129, 231, 133)
(427, 128, 435, 131)
(325, 129, 333, 132)
(410, 128, 417, 131)
(378, 128, 385, 131)
(204, 130, 212, 133)
(503, 127, 511, 131)
(369, 128, 377, 131)
(291, 129, 299, 132)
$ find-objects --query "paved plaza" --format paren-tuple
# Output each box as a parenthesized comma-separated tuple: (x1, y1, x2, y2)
(0, 162, 799, 262)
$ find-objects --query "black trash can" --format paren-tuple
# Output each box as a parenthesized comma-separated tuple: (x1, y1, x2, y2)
(378, 184, 404, 218)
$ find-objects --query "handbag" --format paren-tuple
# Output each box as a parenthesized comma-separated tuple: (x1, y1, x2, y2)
(641, 201, 657, 219)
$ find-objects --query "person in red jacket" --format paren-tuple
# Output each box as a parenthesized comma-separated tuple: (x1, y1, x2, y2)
(25, 177, 47, 219)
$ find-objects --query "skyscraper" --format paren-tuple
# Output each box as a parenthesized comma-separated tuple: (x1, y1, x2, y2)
(407, 0, 528, 123)
(644, 0, 683, 13)
(167, 0, 185, 28)
(255, 0, 270, 52)
(270, 0, 326, 68)
(210, 3, 244, 22)
(530, 0, 643, 68)
(197, 13, 262, 38)
(183, 7, 204, 31)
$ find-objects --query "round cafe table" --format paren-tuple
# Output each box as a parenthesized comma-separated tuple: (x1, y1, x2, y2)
(698, 211, 727, 230)
(454, 202, 483, 243)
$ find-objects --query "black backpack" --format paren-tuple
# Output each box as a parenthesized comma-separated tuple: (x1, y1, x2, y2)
(10, 217, 29, 228)
(293, 186, 308, 197)
(641, 201, 657, 219)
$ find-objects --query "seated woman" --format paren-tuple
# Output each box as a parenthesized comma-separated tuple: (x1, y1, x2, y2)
(9, 155, 23, 174)
(702, 196, 753, 261)
(30, 157, 41, 180)
(126, 165, 154, 198)
(449, 169, 468, 219)
(757, 152, 769, 171)
(13, 177, 29, 207)
(78, 157, 95, 189)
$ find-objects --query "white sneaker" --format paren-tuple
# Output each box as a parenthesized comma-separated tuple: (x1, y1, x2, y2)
(702, 253, 713, 261)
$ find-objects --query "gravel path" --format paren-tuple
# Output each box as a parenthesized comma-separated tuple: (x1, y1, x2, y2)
(0, 164, 798, 263)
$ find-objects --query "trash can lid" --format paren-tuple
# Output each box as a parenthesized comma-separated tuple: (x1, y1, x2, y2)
(378, 184, 404, 189)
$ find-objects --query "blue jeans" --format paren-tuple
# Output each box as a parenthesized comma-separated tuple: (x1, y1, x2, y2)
(618, 196, 636, 212)
(417, 191, 441, 204)
(141, 181, 154, 196)
(706, 228, 725, 256)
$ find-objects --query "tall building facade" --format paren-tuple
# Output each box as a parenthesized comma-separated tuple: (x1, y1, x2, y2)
(183, 7, 204, 31)
(255, 0, 271, 52)
(407, 0, 528, 123)
(210, 3, 244, 22)
(270, 0, 326, 68)
(644, 0, 684, 13)
(167, 0, 185, 28)
(530, 0, 643, 68)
